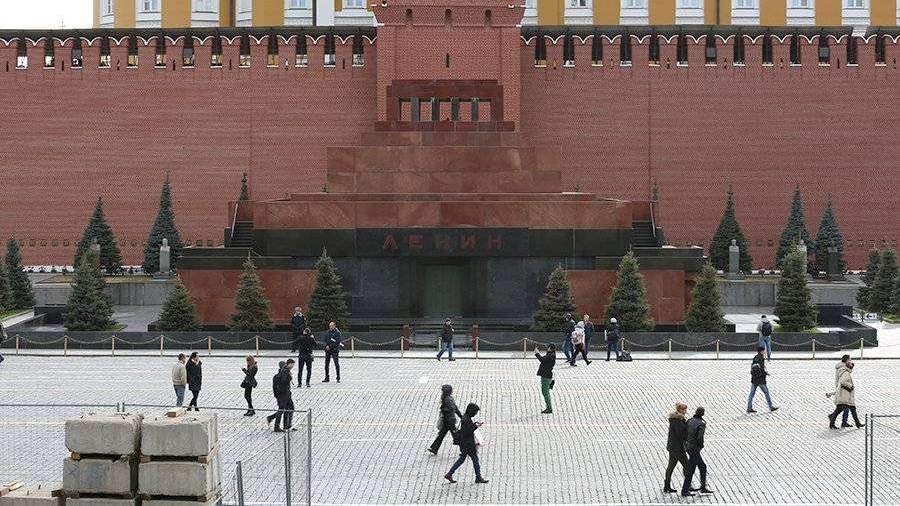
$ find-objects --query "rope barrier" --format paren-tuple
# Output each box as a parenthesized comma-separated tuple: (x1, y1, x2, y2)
(114, 336, 164, 346)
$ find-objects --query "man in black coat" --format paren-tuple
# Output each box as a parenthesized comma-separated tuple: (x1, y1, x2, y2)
(606, 317, 621, 361)
(266, 359, 295, 432)
(323, 322, 342, 383)
(444, 403, 489, 484)
(295, 327, 315, 388)
(681, 407, 713, 497)
(428, 384, 463, 454)
(535, 344, 556, 414)
(290, 307, 306, 352)
(747, 347, 779, 413)
(185, 352, 202, 411)
(436, 319, 455, 362)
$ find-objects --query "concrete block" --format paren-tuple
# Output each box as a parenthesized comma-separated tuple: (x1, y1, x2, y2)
(65, 498, 135, 506)
(142, 498, 219, 506)
(63, 459, 135, 495)
(138, 459, 220, 498)
(140, 414, 217, 458)
(65, 414, 142, 456)
(0, 488, 64, 506)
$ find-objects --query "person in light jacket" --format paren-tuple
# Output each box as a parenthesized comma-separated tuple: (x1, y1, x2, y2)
(569, 321, 590, 366)
(428, 384, 463, 454)
(832, 354, 851, 427)
(241, 355, 258, 416)
(828, 360, 865, 429)
(172, 353, 187, 406)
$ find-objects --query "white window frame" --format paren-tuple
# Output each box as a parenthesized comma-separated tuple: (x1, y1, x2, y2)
(844, 0, 863, 7)
(194, 0, 216, 11)
(142, 0, 160, 12)
(288, 0, 308, 7)
(735, 0, 756, 7)
(238, 0, 252, 13)
(622, 0, 645, 7)
(569, 0, 587, 6)
(343, 0, 364, 8)
(790, 0, 810, 6)
(104, 0, 114, 15)
(16, 56, 28, 69)
(678, 0, 700, 7)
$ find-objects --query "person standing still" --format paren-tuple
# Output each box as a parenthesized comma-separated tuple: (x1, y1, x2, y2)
(606, 318, 621, 362)
(172, 353, 187, 407)
(0, 321, 7, 364)
(756, 315, 773, 359)
(444, 403, 489, 484)
(747, 347, 779, 413)
(241, 356, 258, 416)
(535, 344, 556, 414)
(296, 327, 315, 388)
(428, 384, 463, 454)
(436, 318, 455, 361)
(681, 407, 713, 497)
(323, 322, 343, 383)
(185, 352, 202, 411)
(290, 307, 306, 353)
(663, 403, 689, 493)
(562, 314, 576, 363)
(582, 314, 594, 359)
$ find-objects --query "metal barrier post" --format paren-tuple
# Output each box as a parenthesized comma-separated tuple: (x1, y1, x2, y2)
(64, 336, 68, 356)
(523, 339, 527, 359)
(111, 335, 116, 356)
(864, 413, 869, 505)
(351, 336, 356, 358)
(306, 409, 312, 506)
(284, 429, 292, 506)
(668, 339, 672, 360)
(160, 335, 164, 356)
(715, 340, 720, 360)
(475, 335, 479, 360)
(208, 336, 212, 356)
(255, 336, 260, 357)
(400, 336, 405, 358)
(812, 339, 816, 360)
(16, 334, 19, 355)
(236, 461, 245, 506)
(860, 338, 864, 359)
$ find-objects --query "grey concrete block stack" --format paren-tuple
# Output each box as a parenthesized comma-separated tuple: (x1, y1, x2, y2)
(63, 413, 143, 506)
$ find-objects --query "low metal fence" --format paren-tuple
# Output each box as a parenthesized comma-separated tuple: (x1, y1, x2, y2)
(864, 414, 900, 505)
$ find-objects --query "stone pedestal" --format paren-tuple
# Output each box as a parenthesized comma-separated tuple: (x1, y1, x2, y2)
(726, 239, 744, 280)
(154, 239, 172, 279)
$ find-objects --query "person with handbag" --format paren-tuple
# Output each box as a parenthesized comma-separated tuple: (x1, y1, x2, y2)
(444, 403, 489, 484)
(428, 384, 462, 455)
(535, 344, 556, 414)
(828, 360, 865, 429)
(241, 356, 258, 416)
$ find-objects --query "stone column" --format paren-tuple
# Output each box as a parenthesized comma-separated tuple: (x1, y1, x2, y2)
(726, 239, 744, 280)
(827, 246, 845, 281)
(158, 238, 171, 276)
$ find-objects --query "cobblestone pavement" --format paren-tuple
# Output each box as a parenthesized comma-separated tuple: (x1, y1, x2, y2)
(1, 354, 899, 505)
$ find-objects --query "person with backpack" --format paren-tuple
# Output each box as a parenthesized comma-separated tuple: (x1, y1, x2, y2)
(266, 359, 295, 432)
(535, 344, 556, 414)
(436, 318, 455, 362)
(756, 315, 773, 359)
(747, 347, 779, 413)
(663, 402, 689, 493)
(562, 314, 576, 363)
(569, 321, 590, 366)
(606, 317, 621, 362)
(241, 355, 258, 416)
(680, 407, 713, 497)
(444, 403, 489, 484)
(428, 384, 463, 454)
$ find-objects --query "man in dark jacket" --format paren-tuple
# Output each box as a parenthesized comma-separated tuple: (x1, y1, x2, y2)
(664, 403, 689, 493)
(295, 327, 315, 388)
(535, 344, 556, 414)
(444, 403, 489, 484)
(185, 352, 202, 411)
(606, 317, 621, 361)
(681, 407, 713, 497)
(562, 314, 575, 363)
(582, 314, 595, 359)
(747, 347, 779, 413)
(436, 318, 455, 362)
(323, 322, 342, 383)
(266, 359, 295, 432)
(428, 384, 463, 454)
(290, 307, 306, 352)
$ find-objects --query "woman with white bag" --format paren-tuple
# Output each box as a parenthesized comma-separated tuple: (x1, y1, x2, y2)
(428, 384, 463, 455)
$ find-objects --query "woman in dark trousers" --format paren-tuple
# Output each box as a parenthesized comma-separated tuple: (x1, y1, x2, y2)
(241, 356, 258, 416)
(428, 384, 463, 455)
(664, 402, 689, 493)
(444, 403, 489, 484)
(185, 352, 202, 411)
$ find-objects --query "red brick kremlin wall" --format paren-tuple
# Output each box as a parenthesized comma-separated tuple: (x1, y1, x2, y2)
(1, 34, 897, 268)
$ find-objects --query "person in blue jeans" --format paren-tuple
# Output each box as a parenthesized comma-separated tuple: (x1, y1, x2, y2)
(747, 347, 779, 413)
(444, 403, 489, 484)
(833, 355, 851, 427)
(171, 353, 187, 407)
(756, 315, 773, 359)
(436, 319, 455, 362)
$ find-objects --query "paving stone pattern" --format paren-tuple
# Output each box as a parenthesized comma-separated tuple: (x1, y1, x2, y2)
(0, 355, 899, 505)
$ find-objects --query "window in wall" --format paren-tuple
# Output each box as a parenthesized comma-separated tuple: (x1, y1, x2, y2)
(818, 35, 830, 65)
(142, 0, 160, 12)
(678, 0, 700, 7)
(72, 38, 83, 68)
(789, 34, 801, 65)
(534, 33, 547, 66)
(183, 37, 195, 67)
(570, 0, 587, 6)
(295, 34, 308, 67)
(563, 33, 575, 67)
(622, 0, 645, 7)
(345, 0, 364, 7)
(238, 0, 251, 12)
(874, 34, 886, 64)
(104, 0, 114, 15)
(762, 34, 773, 65)
(16, 39, 27, 69)
(239, 34, 251, 67)
(155, 36, 166, 68)
(352, 33, 364, 67)
(194, 0, 215, 10)
(735, 0, 755, 7)
(591, 32, 603, 66)
(127, 35, 138, 67)
(790, 0, 810, 6)
(324, 33, 336, 67)
(43, 39, 55, 68)
(525, 0, 536, 7)
(704, 36, 716, 64)
(844, 0, 863, 7)
(211, 36, 223, 67)
(289, 0, 308, 7)
(620, 34, 632, 65)
(846, 36, 858, 64)
(267, 34, 278, 67)
(648, 33, 659, 65)
(99, 37, 111, 68)
(676, 33, 688, 65)
(733, 35, 745, 65)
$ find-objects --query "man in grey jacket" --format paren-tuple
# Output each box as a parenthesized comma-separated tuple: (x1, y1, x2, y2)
(171, 353, 187, 406)
(681, 406, 713, 497)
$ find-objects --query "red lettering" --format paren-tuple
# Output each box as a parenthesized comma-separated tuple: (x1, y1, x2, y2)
(434, 235, 451, 251)
(460, 235, 476, 250)
(487, 235, 503, 250)
(382, 234, 398, 251)
(408, 235, 424, 250)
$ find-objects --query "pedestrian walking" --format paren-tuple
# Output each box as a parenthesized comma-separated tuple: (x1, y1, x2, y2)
(428, 384, 463, 454)
(747, 347, 779, 413)
(323, 321, 343, 383)
(267, 359, 296, 432)
(0, 321, 7, 364)
(535, 344, 556, 414)
(562, 314, 576, 363)
(185, 352, 202, 411)
(606, 317, 621, 362)
(171, 353, 187, 406)
(295, 327, 315, 388)
(569, 321, 590, 366)
(831, 354, 851, 427)
(241, 356, 258, 416)
(828, 360, 865, 429)
(444, 403, 489, 484)
(681, 407, 713, 497)
(290, 307, 306, 352)
(756, 315, 773, 359)
(582, 314, 594, 359)
(436, 318, 455, 362)
(663, 403, 689, 493)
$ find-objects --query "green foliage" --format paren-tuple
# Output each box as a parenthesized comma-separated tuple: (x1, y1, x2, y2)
(604, 252, 654, 332)
(813, 198, 846, 275)
(229, 257, 275, 332)
(4, 238, 35, 309)
(532, 266, 577, 332)
(891, 275, 900, 316)
(774, 246, 817, 332)
(142, 174, 184, 274)
(685, 263, 725, 332)
(857, 249, 881, 310)
(775, 186, 812, 269)
(64, 250, 116, 331)
(74, 197, 123, 274)
(239, 172, 250, 201)
(0, 262, 10, 311)
(306, 251, 350, 332)
(869, 249, 898, 315)
(709, 187, 752, 272)
(157, 280, 201, 332)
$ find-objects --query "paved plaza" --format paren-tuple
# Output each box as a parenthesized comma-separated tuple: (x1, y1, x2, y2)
(1, 352, 899, 505)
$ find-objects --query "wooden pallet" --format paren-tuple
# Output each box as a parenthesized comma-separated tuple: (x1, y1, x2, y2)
(0, 481, 24, 497)
(139, 445, 217, 465)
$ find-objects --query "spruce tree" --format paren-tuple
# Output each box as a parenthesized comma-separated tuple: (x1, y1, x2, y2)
(229, 257, 274, 331)
(774, 246, 817, 332)
(74, 197, 124, 274)
(868, 249, 898, 315)
(775, 186, 812, 269)
(891, 275, 900, 316)
(709, 187, 752, 272)
(813, 198, 846, 275)
(142, 174, 184, 275)
(0, 263, 9, 311)
(157, 281, 202, 331)
(5, 238, 35, 309)
(604, 252, 655, 331)
(532, 266, 577, 331)
(684, 263, 725, 332)
(306, 250, 350, 332)
(856, 249, 881, 311)
(64, 250, 116, 331)
(239, 172, 250, 201)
